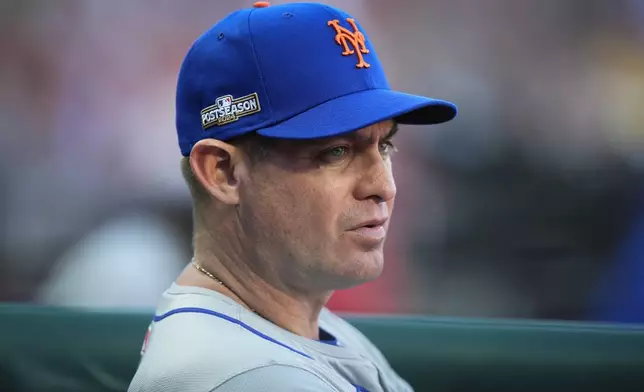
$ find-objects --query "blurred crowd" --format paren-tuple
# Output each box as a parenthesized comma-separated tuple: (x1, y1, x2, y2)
(1, 0, 643, 323)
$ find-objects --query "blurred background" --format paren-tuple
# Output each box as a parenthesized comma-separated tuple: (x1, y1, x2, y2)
(1, 0, 643, 324)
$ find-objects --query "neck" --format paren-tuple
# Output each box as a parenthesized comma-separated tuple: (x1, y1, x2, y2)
(177, 246, 332, 340)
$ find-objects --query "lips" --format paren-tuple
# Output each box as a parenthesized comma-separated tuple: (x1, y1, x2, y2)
(348, 217, 389, 243)
(351, 217, 388, 230)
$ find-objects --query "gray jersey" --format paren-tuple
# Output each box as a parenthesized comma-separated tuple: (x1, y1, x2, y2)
(128, 284, 413, 392)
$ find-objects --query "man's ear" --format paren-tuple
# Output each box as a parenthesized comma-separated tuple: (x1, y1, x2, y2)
(189, 139, 245, 205)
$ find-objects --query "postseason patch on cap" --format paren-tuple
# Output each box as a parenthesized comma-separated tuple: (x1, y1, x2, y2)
(201, 92, 261, 129)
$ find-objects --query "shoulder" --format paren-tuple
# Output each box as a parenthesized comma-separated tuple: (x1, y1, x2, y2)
(211, 364, 353, 392)
(129, 307, 319, 392)
(130, 362, 351, 392)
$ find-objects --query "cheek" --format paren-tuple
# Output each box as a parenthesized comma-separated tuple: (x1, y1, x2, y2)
(248, 178, 340, 241)
(285, 182, 340, 234)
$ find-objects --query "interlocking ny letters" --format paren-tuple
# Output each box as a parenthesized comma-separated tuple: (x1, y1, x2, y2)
(328, 18, 370, 68)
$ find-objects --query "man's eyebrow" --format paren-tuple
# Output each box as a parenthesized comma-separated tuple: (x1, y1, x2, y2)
(384, 122, 399, 139)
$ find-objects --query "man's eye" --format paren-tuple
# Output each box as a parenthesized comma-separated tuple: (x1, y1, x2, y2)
(379, 141, 397, 156)
(323, 146, 349, 159)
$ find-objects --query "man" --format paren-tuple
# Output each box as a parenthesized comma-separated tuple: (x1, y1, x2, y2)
(129, 2, 456, 391)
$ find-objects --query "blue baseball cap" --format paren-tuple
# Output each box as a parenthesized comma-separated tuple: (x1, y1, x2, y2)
(176, 1, 457, 157)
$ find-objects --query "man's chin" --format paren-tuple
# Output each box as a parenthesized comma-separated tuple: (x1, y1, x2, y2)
(328, 254, 385, 290)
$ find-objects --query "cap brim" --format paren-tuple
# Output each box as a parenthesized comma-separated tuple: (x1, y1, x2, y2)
(257, 88, 456, 140)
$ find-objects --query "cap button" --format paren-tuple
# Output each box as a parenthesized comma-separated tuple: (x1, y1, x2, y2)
(253, 1, 270, 8)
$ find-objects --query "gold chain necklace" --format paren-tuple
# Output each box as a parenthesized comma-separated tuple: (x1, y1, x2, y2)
(191, 259, 255, 313)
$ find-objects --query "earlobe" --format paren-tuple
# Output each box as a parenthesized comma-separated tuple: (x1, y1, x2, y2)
(189, 139, 241, 205)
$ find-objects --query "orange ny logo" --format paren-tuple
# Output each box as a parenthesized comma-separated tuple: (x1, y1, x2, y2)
(327, 18, 370, 68)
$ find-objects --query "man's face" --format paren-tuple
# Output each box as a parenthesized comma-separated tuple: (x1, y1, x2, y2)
(237, 120, 398, 293)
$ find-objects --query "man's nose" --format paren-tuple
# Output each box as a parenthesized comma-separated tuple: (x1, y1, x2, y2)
(353, 153, 396, 203)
